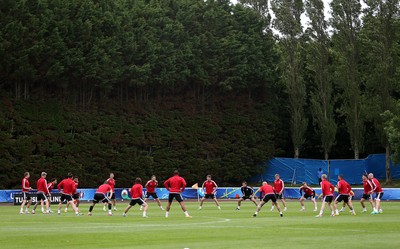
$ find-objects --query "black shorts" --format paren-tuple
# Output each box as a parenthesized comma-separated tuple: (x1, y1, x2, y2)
(129, 198, 145, 206)
(93, 193, 110, 204)
(275, 193, 284, 199)
(145, 192, 158, 199)
(22, 192, 31, 201)
(242, 196, 252, 200)
(168, 193, 183, 203)
(73, 193, 80, 200)
(204, 194, 215, 199)
(362, 194, 372, 200)
(375, 192, 384, 200)
(335, 194, 349, 203)
(262, 194, 277, 203)
(323, 196, 333, 203)
(110, 193, 116, 200)
(37, 192, 48, 202)
(303, 194, 315, 199)
(60, 194, 73, 203)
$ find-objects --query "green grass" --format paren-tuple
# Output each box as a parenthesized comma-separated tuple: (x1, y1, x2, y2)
(1, 200, 399, 249)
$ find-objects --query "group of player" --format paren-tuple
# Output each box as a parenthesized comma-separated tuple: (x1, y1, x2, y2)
(18, 170, 385, 218)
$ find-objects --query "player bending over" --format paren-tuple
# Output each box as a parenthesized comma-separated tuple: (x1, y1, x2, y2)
(199, 175, 221, 210)
(32, 172, 50, 214)
(164, 170, 191, 218)
(315, 174, 335, 218)
(88, 182, 113, 216)
(299, 182, 318, 212)
(20, 172, 33, 214)
(57, 173, 82, 216)
(141, 175, 164, 211)
(236, 181, 258, 210)
(123, 178, 148, 218)
(360, 174, 375, 213)
(271, 174, 287, 211)
(65, 177, 79, 212)
(253, 181, 283, 217)
(334, 175, 356, 216)
(368, 173, 384, 214)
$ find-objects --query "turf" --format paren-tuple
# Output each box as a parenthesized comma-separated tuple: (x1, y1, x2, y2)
(0, 200, 399, 249)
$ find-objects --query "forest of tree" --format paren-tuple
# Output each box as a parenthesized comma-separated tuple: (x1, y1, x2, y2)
(0, 0, 399, 188)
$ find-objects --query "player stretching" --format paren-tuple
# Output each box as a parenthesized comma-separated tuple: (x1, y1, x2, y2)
(236, 181, 257, 210)
(368, 173, 384, 214)
(123, 178, 148, 218)
(164, 170, 191, 218)
(199, 175, 221, 210)
(65, 177, 79, 212)
(57, 173, 82, 216)
(20, 172, 33, 214)
(104, 173, 117, 211)
(253, 181, 283, 217)
(141, 175, 164, 211)
(334, 175, 356, 216)
(360, 174, 375, 212)
(271, 174, 287, 211)
(88, 182, 113, 216)
(316, 174, 335, 218)
(299, 182, 318, 211)
(46, 178, 57, 213)
(32, 172, 50, 214)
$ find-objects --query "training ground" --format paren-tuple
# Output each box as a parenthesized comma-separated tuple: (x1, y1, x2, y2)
(1, 200, 399, 249)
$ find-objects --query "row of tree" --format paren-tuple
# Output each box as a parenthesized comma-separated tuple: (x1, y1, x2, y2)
(0, 0, 399, 187)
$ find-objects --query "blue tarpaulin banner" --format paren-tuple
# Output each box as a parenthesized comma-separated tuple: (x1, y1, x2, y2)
(253, 154, 400, 185)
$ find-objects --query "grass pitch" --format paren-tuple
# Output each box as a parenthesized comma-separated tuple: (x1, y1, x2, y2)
(0, 200, 399, 249)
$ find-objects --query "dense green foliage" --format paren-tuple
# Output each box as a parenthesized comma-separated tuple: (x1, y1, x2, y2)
(0, 0, 399, 187)
(383, 101, 400, 164)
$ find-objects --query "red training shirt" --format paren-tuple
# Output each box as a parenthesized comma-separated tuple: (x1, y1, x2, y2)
(58, 178, 76, 195)
(106, 178, 115, 191)
(22, 178, 30, 193)
(96, 184, 112, 195)
(370, 178, 383, 193)
(320, 179, 334, 196)
(337, 179, 351, 195)
(273, 179, 284, 193)
(259, 184, 275, 195)
(363, 179, 373, 194)
(145, 180, 158, 193)
(202, 180, 217, 194)
(37, 178, 49, 195)
(299, 185, 314, 196)
(131, 183, 143, 199)
(164, 175, 186, 193)
(47, 182, 54, 192)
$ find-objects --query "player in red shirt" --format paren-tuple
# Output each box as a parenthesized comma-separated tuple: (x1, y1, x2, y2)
(46, 178, 57, 213)
(368, 173, 384, 214)
(104, 173, 117, 211)
(334, 175, 356, 216)
(164, 170, 191, 218)
(272, 174, 287, 211)
(360, 174, 375, 212)
(316, 174, 335, 217)
(88, 182, 114, 216)
(253, 181, 283, 217)
(123, 178, 148, 218)
(199, 175, 221, 210)
(57, 173, 82, 216)
(32, 172, 50, 214)
(299, 182, 318, 212)
(20, 172, 33, 214)
(142, 175, 164, 210)
(65, 177, 80, 212)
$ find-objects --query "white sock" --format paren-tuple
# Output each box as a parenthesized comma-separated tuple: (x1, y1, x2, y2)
(237, 206, 240, 209)
(184, 211, 189, 216)
(143, 211, 147, 217)
(254, 211, 258, 215)
(301, 206, 305, 209)
(165, 211, 169, 217)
